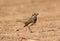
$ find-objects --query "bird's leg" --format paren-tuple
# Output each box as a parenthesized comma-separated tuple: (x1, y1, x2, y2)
(28, 26, 33, 33)
(27, 22, 36, 33)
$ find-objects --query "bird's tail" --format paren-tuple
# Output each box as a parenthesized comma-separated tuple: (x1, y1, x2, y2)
(24, 22, 29, 27)
(24, 25, 26, 27)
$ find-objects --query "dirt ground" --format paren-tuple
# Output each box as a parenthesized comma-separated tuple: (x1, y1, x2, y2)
(0, 0, 60, 41)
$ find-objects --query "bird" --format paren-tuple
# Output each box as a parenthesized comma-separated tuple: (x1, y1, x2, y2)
(24, 13, 39, 27)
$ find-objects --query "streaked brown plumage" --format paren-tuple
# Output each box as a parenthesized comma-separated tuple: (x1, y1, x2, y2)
(24, 13, 39, 27)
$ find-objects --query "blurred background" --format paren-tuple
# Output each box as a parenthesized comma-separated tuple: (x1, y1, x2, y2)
(0, 0, 60, 41)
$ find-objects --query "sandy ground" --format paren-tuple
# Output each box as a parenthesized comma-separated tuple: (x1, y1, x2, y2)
(0, 0, 60, 41)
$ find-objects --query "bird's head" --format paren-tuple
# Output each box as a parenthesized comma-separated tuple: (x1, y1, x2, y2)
(32, 13, 39, 16)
